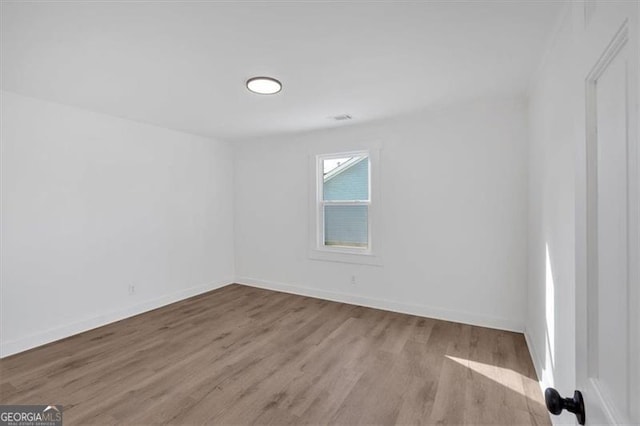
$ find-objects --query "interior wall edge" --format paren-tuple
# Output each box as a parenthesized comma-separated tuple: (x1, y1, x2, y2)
(0, 88, 228, 143)
(526, 1, 572, 97)
(236, 276, 524, 334)
(0, 278, 235, 359)
(524, 330, 553, 424)
(524, 330, 568, 426)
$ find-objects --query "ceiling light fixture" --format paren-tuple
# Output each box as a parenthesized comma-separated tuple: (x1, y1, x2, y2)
(246, 76, 282, 95)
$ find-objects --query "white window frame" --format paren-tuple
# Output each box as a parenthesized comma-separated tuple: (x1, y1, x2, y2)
(308, 146, 382, 266)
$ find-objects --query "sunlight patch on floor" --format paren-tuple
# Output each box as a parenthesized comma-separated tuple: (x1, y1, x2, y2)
(445, 354, 528, 396)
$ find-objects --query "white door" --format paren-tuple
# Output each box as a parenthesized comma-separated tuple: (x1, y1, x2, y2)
(575, 1, 639, 424)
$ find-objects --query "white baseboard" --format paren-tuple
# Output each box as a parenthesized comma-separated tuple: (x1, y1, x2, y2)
(525, 330, 563, 425)
(524, 330, 545, 388)
(1, 276, 524, 358)
(236, 276, 524, 333)
(0, 278, 234, 358)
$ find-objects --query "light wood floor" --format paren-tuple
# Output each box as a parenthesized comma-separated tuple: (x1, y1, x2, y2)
(0, 284, 550, 425)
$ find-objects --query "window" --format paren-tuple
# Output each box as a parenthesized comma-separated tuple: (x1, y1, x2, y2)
(316, 151, 370, 252)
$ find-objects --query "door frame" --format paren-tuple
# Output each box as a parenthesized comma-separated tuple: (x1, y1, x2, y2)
(574, 1, 640, 424)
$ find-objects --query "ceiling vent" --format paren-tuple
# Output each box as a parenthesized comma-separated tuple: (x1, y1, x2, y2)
(332, 114, 352, 121)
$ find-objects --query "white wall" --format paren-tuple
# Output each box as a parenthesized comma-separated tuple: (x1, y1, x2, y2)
(526, 7, 578, 424)
(0, 91, 235, 357)
(234, 98, 529, 332)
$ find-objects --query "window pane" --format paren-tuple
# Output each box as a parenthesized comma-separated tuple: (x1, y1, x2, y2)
(324, 205, 368, 248)
(323, 155, 368, 201)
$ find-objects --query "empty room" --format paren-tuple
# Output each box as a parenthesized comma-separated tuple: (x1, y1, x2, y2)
(1, 1, 638, 425)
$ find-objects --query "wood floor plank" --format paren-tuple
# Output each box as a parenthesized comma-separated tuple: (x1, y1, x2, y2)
(0, 284, 551, 425)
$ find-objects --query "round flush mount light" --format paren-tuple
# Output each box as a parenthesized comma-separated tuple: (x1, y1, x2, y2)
(246, 76, 282, 95)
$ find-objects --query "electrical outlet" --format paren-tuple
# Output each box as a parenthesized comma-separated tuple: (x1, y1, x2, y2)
(128, 284, 136, 295)
(351, 275, 356, 285)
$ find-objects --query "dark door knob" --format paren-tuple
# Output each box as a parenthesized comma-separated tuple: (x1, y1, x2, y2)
(545, 388, 585, 425)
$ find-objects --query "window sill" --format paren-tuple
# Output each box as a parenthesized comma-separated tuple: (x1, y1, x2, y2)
(308, 248, 383, 266)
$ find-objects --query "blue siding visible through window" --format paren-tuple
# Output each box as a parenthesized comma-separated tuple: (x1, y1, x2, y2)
(324, 205, 368, 247)
(322, 156, 369, 247)
(323, 158, 368, 201)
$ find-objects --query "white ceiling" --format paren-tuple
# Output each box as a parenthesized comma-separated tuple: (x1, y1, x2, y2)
(1, 1, 563, 141)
